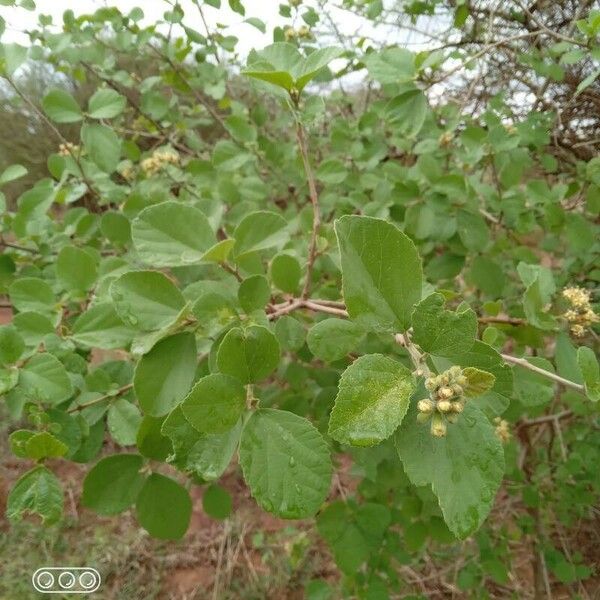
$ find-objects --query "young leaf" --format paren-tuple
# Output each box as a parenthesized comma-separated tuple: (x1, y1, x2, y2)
(217, 325, 280, 384)
(88, 88, 126, 119)
(134, 332, 197, 417)
(7, 466, 63, 524)
(335, 215, 422, 333)
(131, 201, 216, 267)
(182, 373, 245, 434)
(136, 473, 192, 540)
(111, 270, 186, 331)
(239, 408, 332, 518)
(411, 293, 477, 357)
(82, 454, 145, 515)
(395, 400, 504, 539)
(328, 354, 414, 446)
(462, 367, 496, 398)
(24, 431, 68, 460)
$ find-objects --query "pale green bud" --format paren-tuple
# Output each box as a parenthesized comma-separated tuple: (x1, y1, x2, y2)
(437, 400, 452, 413)
(417, 399, 434, 413)
(431, 414, 447, 437)
(417, 412, 432, 424)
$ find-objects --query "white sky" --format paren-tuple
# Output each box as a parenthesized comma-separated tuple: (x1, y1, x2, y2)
(0, 0, 438, 55)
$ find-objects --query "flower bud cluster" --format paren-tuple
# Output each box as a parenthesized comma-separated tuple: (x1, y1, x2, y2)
(561, 286, 598, 337)
(141, 149, 180, 175)
(284, 25, 311, 41)
(494, 417, 511, 443)
(58, 142, 79, 156)
(417, 366, 468, 437)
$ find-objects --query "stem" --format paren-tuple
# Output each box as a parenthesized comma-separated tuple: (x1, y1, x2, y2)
(67, 383, 133, 413)
(294, 119, 321, 300)
(501, 354, 585, 393)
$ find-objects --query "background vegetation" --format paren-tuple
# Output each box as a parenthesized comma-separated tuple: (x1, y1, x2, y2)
(0, 0, 599, 598)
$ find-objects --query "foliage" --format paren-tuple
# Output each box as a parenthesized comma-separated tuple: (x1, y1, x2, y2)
(0, 0, 599, 596)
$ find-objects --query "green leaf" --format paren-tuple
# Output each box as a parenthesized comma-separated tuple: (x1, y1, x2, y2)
(295, 46, 342, 91)
(364, 47, 415, 84)
(239, 408, 332, 518)
(9, 277, 56, 316)
(136, 473, 192, 539)
(24, 431, 68, 460)
(42, 88, 83, 123)
(88, 88, 126, 119)
(317, 501, 391, 574)
(107, 398, 142, 446)
(512, 357, 555, 407)
(462, 367, 496, 398)
(0, 367, 18, 394)
(56, 245, 98, 291)
(3, 42, 27, 75)
(81, 123, 121, 173)
(577, 346, 600, 402)
(395, 400, 504, 539)
(232, 210, 288, 260)
(19, 353, 73, 405)
(317, 159, 348, 185)
(131, 201, 216, 267)
(217, 325, 280, 384)
(238, 274, 271, 313)
(0, 164, 28, 186)
(71, 303, 135, 349)
(0, 325, 25, 364)
(270, 253, 302, 294)
(328, 354, 414, 446)
(182, 373, 245, 434)
(274, 316, 305, 352)
(385, 90, 428, 137)
(82, 454, 145, 515)
(134, 332, 197, 417)
(412, 294, 477, 357)
(7, 466, 63, 524)
(100, 211, 131, 245)
(136, 415, 172, 461)
(335, 215, 422, 333)
(456, 210, 489, 251)
(111, 270, 186, 331)
(307, 318, 364, 362)
(203, 484, 232, 519)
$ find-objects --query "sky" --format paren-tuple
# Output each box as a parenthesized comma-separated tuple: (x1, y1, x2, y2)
(0, 0, 439, 55)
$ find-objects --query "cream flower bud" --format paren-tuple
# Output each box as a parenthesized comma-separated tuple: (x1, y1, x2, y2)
(418, 399, 434, 413)
(431, 414, 447, 437)
(438, 386, 453, 400)
(437, 400, 452, 413)
(452, 400, 465, 413)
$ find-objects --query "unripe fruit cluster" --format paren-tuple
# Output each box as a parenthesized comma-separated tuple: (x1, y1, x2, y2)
(417, 366, 468, 437)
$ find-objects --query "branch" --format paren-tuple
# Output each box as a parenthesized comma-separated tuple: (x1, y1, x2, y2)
(295, 120, 321, 300)
(501, 354, 585, 393)
(67, 383, 133, 413)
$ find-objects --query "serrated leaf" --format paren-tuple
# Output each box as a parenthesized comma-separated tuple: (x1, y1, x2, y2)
(131, 201, 216, 267)
(136, 473, 191, 539)
(239, 409, 332, 518)
(134, 332, 197, 417)
(307, 318, 364, 362)
(335, 215, 422, 334)
(82, 454, 145, 515)
(217, 325, 280, 384)
(395, 399, 504, 539)
(24, 431, 68, 460)
(7, 466, 63, 524)
(328, 354, 414, 446)
(111, 270, 186, 331)
(182, 373, 245, 434)
(411, 293, 477, 357)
